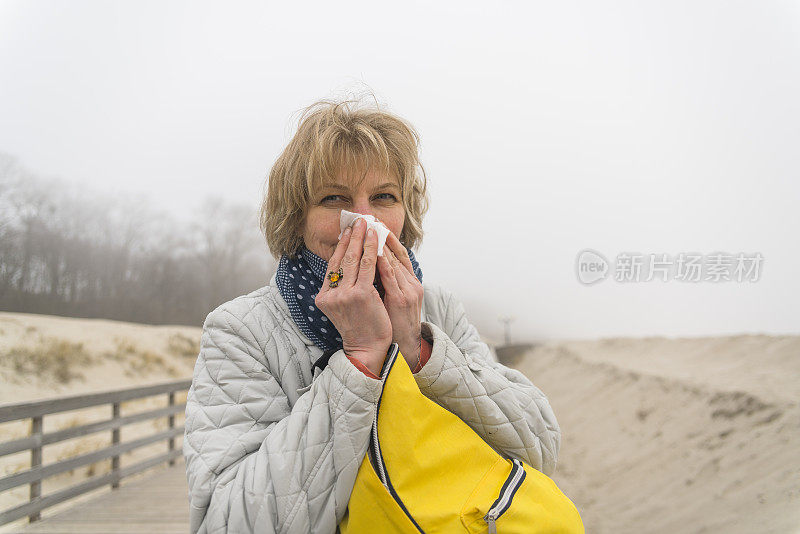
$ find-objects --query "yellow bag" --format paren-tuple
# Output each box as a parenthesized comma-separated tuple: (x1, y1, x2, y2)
(339, 345, 585, 533)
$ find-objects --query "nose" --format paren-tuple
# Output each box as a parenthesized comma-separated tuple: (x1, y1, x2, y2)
(350, 198, 374, 219)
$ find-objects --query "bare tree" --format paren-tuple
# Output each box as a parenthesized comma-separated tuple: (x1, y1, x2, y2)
(192, 198, 273, 312)
(0, 152, 275, 325)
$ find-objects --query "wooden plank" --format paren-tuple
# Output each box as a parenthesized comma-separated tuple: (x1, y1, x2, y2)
(0, 404, 185, 458)
(14, 461, 189, 534)
(0, 450, 183, 526)
(0, 380, 191, 423)
(0, 435, 39, 460)
(110, 403, 120, 490)
(167, 392, 176, 467)
(29, 416, 42, 523)
(0, 427, 183, 492)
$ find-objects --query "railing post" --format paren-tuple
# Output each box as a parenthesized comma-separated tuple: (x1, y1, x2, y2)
(111, 402, 120, 489)
(167, 392, 176, 466)
(29, 415, 43, 523)
(0, 380, 191, 527)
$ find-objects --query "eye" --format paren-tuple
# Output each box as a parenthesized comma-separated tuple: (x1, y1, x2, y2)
(374, 193, 397, 201)
(321, 195, 346, 203)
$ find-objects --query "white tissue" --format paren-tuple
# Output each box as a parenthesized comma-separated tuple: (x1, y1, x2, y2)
(338, 209, 391, 256)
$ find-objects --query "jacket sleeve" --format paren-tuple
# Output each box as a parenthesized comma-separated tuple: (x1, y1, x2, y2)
(183, 306, 382, 534)
(413, 288, 561, 476)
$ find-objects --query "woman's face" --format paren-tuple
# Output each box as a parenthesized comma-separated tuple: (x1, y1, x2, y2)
(302, 167, 405, 262)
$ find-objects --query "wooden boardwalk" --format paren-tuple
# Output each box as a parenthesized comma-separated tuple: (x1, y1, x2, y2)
(11, 461, 188, 534)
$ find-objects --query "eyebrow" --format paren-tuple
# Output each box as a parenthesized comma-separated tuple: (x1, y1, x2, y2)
(322, 182, 400, 192)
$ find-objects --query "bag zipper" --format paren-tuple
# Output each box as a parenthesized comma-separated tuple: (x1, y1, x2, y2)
(483, 458, 527, 534)
(371, 341, 401, 487)
(368, 344, 425, 533)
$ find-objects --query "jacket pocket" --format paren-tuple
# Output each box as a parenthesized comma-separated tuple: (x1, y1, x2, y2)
(482, 458, 526, 533)
(459, 457, 527, 534)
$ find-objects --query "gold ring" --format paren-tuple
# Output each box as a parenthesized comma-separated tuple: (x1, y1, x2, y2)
(327, 267, 343, 288)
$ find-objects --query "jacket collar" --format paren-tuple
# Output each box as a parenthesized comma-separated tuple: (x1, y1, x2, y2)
(268, 271, 319, 348)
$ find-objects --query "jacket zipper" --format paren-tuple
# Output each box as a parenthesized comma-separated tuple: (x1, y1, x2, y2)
(483, 458, 527, 534)
(368, 344, 425, 533)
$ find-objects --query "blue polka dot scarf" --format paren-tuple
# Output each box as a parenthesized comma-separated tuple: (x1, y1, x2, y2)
(276, 245, 423, 352)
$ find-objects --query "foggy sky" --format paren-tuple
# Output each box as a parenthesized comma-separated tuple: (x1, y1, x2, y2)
(1, 0, 798, 341)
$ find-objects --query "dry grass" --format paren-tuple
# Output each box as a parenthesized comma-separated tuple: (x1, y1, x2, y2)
(103, 337, 181, 377)
(167, 332, 200, 358)
(54, 437, 109, 477)
(0, 335, 95, 384)
(103, 337, 139, 362)
(57, 415, 87, 431)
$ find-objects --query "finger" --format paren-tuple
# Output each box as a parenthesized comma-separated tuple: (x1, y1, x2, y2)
(384, 249, 414, 299)
(386, 231, 415, 277)
(387, 246, 415, 287)
(377, 254, 402, 297)
(357, 225, 379, 289)
(386, 247, 424, 304)
(318, 224, 353, 295)
(341, 218, 367, 289)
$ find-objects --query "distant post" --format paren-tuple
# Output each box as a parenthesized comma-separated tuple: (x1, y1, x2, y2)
(499, 316, 515, 345)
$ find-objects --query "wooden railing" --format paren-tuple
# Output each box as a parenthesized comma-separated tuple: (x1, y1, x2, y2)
(0, 379, 192, 526)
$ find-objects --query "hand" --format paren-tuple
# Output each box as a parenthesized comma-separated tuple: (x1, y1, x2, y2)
(314, 219, 393, 376)
(377, 231, 424, 370)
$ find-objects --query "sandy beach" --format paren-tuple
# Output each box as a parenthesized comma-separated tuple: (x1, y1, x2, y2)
(1, 311, 798, 533)
(517, 335, 800, 534)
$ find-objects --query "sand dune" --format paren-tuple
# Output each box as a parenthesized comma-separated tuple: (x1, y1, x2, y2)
(0, 312, 201, 530)
(0, 312, 201, 403)
(517, 335, 800, 534)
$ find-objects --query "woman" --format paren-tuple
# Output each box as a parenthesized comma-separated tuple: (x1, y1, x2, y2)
(183, 98, 561, 533)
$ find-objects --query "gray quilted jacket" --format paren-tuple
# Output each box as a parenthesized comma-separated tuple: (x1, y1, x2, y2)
(183, 273, 561, 534)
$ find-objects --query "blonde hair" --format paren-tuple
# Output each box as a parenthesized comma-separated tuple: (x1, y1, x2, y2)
(260, 96, 430, 259)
